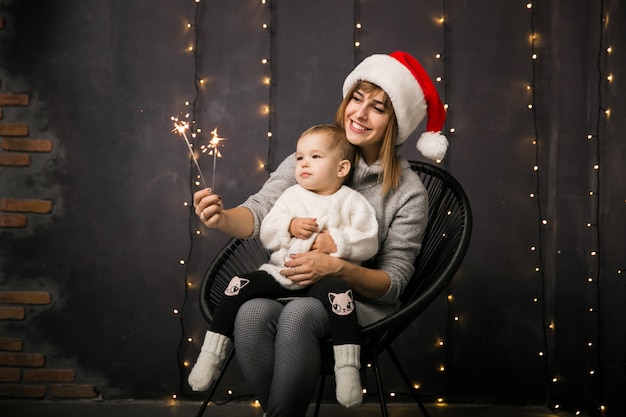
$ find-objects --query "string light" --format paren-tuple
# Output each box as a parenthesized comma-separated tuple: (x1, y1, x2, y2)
(173, 0, 206, 400)
(263, 0, 275, 170)
(526, 2, 553, 410)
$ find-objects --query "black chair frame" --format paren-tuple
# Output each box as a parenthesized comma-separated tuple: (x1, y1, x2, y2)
(194, 161, 472, 417)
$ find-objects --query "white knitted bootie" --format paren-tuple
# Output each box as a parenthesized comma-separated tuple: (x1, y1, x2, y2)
(333, 344, 362, 408)
(188, 331, 232, 391)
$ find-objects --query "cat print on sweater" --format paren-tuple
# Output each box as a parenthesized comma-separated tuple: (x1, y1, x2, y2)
(224, 276, 250, 296)
(328, 289, 354, 316)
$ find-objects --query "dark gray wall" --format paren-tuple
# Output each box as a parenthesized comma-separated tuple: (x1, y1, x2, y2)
(1, 0, 624, 414)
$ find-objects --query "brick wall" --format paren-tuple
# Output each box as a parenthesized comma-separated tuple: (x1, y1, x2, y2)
(0, 15, 98, 400)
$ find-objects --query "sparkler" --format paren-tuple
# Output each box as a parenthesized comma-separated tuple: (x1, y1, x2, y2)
(171, 114, 208, 189)
(201, 128, 225, 192)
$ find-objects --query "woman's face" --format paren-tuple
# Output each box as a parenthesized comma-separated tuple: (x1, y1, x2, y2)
(343, 88, 391, 161)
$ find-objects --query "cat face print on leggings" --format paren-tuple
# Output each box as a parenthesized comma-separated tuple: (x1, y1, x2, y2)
(328, 289, 354, 316)
(224, 276, 250, 296)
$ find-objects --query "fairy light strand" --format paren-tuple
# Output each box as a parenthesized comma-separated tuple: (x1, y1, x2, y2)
(526, 2, 553, 408)
(440, 0, 454, 405)
(174, 0, 204, 399)
(353, 0, 361, 65)
(264, 0, 275, 171)
(587, 0, 608, 412)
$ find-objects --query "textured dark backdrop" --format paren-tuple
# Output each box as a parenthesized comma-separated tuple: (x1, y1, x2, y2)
(0, 0, 624, 414)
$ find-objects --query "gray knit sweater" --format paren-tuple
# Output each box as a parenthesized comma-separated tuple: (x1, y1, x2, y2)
(240, 153, 428, 326)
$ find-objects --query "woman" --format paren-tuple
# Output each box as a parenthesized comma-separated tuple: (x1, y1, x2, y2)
(193, 51, 449, 416)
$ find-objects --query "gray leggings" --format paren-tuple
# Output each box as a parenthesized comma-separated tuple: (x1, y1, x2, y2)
(233, 297, 330, 417)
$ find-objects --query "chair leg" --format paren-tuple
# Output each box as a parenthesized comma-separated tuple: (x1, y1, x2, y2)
(194, 347, 235, 417)
(313, 374, 326, 417)
(370, 355, 389, 417)
(386, 346, 430, 417)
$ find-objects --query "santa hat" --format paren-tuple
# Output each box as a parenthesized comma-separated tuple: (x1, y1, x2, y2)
(342, 51, 448, 161)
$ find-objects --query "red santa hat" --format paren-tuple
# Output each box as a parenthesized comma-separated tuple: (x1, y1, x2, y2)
(342, 51, 448, 161)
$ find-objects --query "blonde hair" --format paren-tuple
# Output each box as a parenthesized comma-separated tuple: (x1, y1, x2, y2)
(334, 81, 402, 195)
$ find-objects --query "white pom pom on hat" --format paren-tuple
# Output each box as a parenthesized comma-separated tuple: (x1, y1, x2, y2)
(342, 51, 448, 161)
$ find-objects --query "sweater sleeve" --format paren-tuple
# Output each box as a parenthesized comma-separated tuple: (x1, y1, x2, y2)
(259, 188, 296, 252)
(373, 168, 428, 306)
(239, 154, 297, 238)
(327, 189, 379, 262)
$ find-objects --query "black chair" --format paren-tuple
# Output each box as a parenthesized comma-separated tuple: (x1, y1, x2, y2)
(194, 161, 473, 417)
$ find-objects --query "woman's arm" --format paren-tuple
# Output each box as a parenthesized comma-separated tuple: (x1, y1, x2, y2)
(193, 154, 297, 238)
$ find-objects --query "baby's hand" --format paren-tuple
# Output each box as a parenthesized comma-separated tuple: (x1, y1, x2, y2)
(289, 217, 318, 239)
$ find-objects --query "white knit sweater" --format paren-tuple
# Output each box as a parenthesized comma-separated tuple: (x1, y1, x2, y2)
(258, 184, 379, 290)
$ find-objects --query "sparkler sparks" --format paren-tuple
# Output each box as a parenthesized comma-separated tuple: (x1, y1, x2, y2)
(201, 128, 225, 191)
(171, 114, 208, 189)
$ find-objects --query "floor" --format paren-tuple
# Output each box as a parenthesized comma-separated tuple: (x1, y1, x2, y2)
(0, 400, 567, 417)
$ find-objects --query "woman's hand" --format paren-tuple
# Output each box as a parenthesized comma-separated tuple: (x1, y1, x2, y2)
(283, 250, 392, 299)
(193, 188, 223, 228)
(281, 252, 340, 287)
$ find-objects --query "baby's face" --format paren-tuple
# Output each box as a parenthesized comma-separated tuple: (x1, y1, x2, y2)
(294, 133, 345, 196)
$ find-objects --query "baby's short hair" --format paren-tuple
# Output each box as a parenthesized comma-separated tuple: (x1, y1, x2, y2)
(300, 124, 356, 166)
